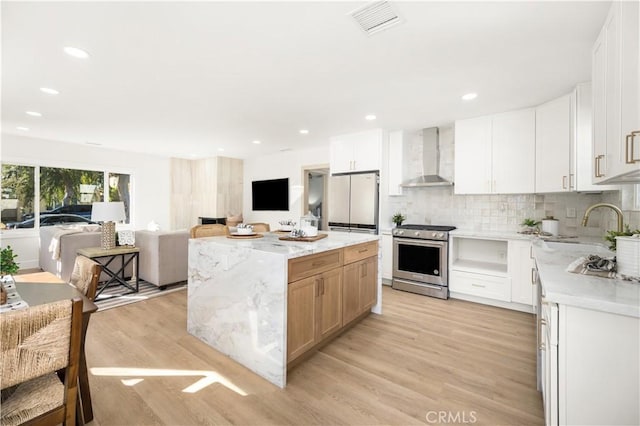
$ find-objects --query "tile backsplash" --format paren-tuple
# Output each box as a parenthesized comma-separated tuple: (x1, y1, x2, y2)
(386, 188, 638, 237)
(384, 125, 640, 236)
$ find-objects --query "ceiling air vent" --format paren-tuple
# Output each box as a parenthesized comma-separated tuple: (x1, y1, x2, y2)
(350, 1, 402, 36)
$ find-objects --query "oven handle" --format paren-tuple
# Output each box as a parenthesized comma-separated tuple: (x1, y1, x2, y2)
(393, 237, 447, 248)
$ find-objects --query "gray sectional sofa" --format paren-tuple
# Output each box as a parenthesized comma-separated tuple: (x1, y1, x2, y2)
(39, 226, 189, 288)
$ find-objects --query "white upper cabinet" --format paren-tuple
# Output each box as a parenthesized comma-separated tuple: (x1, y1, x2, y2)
(455, 109, 535, 194)
(330, 129, 382, 174)
(619, 0, 640, 172)
(454, 116, 492, 194)
(491, 108, 536, 194)
(592, 1, 640, 184)
(535, 94, 573, 193)
(574, 83, 614, 191)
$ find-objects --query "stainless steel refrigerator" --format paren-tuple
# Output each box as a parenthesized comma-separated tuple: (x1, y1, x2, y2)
(328, 172, 378, 234)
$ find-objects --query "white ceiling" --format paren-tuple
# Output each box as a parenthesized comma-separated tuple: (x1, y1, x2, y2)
(1, 1, 611, 160)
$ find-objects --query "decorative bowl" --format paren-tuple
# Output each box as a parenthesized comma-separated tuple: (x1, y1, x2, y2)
(235, 225, 254, 235)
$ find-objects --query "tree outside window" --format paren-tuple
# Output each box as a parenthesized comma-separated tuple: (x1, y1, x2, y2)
(40, 167, 104, 211)
(109, 173, 131, 223)
(1, 165, 35, 225)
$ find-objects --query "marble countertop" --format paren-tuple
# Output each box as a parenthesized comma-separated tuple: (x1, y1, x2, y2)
(450, 229, 532, 241)
(192, 231, 380, 259)
(533, 240, 640, 318)
(451, 229, 609, 247)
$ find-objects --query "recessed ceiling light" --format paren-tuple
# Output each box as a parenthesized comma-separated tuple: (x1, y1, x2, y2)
(252, 140, 261, 145)
(64, 46, 90, 59)
(462, 93, 478, 101)
(299, 129, 309, 135)
(26, 111, 42, 117)
(218, 148, 225, 152)
(16, 127, 29, 131)
(365, 114, 376, 121)
(40, 87, 59, 95)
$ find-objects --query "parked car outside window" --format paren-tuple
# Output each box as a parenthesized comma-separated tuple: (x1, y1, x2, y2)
(7, 214, 97, 229)
(22, 204, 93, 220)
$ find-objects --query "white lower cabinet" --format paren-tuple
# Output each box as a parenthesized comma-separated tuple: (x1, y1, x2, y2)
(539, 301, 640, 425)
(540, 300, 559, 426)
(449, 235, 534, 311)
(449, 270, 510, 301)
(508, 240, 535, 306)
(381, 232, 392, 282)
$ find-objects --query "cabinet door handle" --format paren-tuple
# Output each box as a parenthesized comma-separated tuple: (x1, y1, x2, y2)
(540, 318, 547, 325)
(321, 278, 325, 295)
(626, 131, 640, 164)
(531, 267, 537, 285)
(594, 154, 605, 177)
(569, 173, 575, 189)
(562, 175, 568, 189)
(539, 343, 546, 351)
(471, 283, 486, 288)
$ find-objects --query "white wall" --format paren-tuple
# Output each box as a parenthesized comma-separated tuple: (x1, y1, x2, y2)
(243, 146, 329, 229)
(1, 133, 171, 269)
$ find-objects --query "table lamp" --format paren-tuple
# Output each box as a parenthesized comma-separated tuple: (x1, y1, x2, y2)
(91, 202, 126, 250)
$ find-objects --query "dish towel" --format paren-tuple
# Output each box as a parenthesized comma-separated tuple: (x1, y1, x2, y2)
(566, 255, 617, 278)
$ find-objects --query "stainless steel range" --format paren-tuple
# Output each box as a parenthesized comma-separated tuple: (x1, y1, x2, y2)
(391, 224, 456, 299)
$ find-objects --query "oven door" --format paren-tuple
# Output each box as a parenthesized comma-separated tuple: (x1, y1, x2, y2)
(393, 237, 447, 287)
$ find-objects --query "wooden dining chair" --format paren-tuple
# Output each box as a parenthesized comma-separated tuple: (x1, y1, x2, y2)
(248, 222, 270, 232)
(69, 256, 102, 302)
(1, 297, 83, 426)
(190, 224, 229, 238)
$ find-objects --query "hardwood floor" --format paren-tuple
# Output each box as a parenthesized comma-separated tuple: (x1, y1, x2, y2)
(85, 286, 543, 425)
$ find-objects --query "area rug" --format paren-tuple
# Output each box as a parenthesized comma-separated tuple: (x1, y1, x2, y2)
(95, 280, 187, 311)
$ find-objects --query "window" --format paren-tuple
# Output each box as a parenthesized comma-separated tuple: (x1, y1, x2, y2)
(1, 163, 131, 230)
(109, 173, 131, 223)
(1, 165, 35, 226)
(40, 167, 104, 219)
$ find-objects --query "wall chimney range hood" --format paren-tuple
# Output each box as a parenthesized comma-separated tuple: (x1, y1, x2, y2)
(401, 127, 453, 187)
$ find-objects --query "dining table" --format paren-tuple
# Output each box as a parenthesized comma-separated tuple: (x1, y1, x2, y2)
(10, 272, 98, 425)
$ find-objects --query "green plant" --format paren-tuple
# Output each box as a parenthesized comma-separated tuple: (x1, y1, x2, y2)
(0, 246, 20, 275)
(392, 212, 406, 226)
(521, 218, 540, 227)
(604, 225, 640, 251)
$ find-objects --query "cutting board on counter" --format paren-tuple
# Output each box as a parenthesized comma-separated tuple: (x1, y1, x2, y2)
(279, 233, 328, 242)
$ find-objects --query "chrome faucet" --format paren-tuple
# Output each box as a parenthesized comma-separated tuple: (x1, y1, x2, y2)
(581, 203, 624, 233)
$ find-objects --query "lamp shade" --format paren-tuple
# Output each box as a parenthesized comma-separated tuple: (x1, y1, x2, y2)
(91, 202, 126, 222)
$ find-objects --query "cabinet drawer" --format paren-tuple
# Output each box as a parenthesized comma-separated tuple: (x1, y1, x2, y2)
(450, 270, 511, 302)
(288, 249, 343, 283)
(344, 241, 378, 264)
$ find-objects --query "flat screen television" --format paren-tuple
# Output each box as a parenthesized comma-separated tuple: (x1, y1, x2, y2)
(252, 178, 289, 211)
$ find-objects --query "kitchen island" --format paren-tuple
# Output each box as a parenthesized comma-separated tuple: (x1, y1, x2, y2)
(187, 231, 381, 388)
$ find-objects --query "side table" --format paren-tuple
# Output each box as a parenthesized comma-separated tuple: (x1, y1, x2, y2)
(77, 246, 140, 297)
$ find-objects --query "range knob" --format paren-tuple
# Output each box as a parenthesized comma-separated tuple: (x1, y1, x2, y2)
(415, 231, 420, 236)
(398, 230, 404, 235)
(438, 232, 445, 238)
(431, 232, 437, 238)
